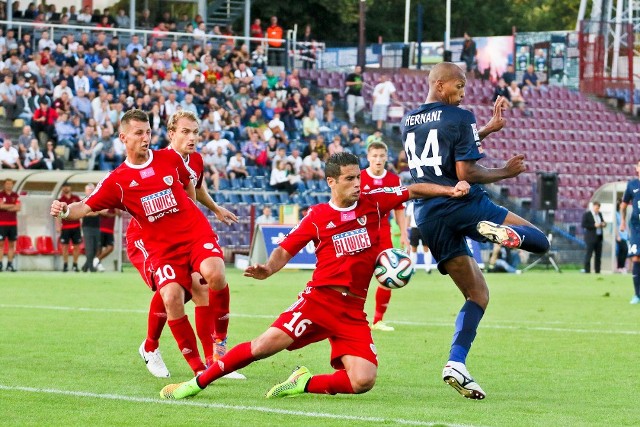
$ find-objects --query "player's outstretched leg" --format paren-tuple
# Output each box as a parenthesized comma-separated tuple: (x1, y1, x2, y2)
(266, 366, 313, 398)
(371, 287, 394, 331)
(477, 221, 549, 254)
(160, 377, 203, 400)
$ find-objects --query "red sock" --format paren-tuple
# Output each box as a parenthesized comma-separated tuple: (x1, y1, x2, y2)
(209, 285, 230, 341)
(144, 291, 167, 352)
(198, 341, 255, 387)
(306, 370, 354, 395)
(373, 287, 392, 324)
(167, 315, 206, 374)
(195, 306, 214, 364)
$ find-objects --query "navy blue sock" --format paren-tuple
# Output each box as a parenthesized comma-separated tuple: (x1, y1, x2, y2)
(510, 225, 550, 254)
(633, 262, 640, 297)
(449, 300, 485, 363)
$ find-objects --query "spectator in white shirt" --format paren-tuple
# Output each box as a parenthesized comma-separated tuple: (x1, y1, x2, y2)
(300, 151, 325, 180)
(255, 206, 278, 225)
(0, 139, 23, 169)
(53, 80, 74, 100)
(205, 130, 236, 156)
(37, 31, 57, 52)
(181, 62, 201, 86)
(286, 148, 303, 174)
(164, 93, 179, 118)
(233, 62, 254, 85)
(372, 74, 397, 131)
(226, 151, 248, 179)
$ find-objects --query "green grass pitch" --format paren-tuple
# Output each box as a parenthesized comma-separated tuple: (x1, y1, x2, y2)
(1, 268, 638, 426)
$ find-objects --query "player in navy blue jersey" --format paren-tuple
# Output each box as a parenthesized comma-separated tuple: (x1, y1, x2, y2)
(620, 161, 640, 304)
(401, 62, 550, 400)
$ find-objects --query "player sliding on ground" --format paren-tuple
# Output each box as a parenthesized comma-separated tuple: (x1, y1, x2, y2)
(402, 62, 550, 399)
(160, 152, 470, 400)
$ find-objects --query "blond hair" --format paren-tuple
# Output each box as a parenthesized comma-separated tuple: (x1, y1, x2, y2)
(167, 111, 200, 132)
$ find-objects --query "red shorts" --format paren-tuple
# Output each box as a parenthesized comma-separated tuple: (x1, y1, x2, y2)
(271, 286, 378, 369)
(127, 232, 223, 293)
(127, 236, 156, 290)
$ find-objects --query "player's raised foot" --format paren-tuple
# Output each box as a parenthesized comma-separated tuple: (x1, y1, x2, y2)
(630, 295, 640, 304)
(160, 377, 203, 400)
(442, 361, 486, 400)
(139, 341, 170, 378)
(371, 321, 395, 332)
(266, 366, 312, 398)
(477, 221, 522, 249)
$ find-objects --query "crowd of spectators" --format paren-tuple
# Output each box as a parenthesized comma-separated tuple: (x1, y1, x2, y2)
(0, 9, 398, 199)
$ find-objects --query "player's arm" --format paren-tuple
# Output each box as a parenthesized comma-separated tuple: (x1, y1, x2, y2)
(244, 246, 293, 280)
(456, 155, 525, 184)
(407, 181, 470, 199)
(195, 182, 238, 225)
(185, 180, 196, 201)
(50, 199, 93, 221)
(477, 96, 508, 140)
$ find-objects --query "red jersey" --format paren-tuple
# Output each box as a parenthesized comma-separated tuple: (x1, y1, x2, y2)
(174, 148, 204, 190)
(99, 208, 117, 234)
(58, 194, 82, 229)
(84, 149, 215, 262)
(0, 190, 19, 226)
(279, 187, 409, 298)
(361, 168, 403, 247)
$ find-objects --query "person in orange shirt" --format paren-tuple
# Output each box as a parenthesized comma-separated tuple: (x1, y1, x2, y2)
(266, 16, 284, 66)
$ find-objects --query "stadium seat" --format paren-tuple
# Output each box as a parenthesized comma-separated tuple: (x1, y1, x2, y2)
(35, 236, 56, 255)
(16, 236, 38, 255)
(240, 194, 255, 204)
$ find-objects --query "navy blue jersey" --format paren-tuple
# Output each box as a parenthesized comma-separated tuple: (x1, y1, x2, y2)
(622, 178, 640, 225)
(401, 102, 485, 221)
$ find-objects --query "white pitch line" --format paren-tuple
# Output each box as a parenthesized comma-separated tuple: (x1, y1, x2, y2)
(0, 385, 482, 427)
(1, 304, 639, 335)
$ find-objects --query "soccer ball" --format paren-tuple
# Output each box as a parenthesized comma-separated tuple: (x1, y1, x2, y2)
(374, 248, 414, 289)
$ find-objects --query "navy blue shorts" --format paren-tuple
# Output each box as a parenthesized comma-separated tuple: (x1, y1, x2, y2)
(417, 191, 508, 274)
(628, 223, 640, 257)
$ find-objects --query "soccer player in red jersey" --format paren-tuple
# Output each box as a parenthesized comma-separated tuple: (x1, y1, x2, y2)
(159, 152, 470, 400)
(361, 141, 408, 332)
(0, 178, 20, 272)
(50, 109, 230, 377)
(56, 183, 82, 272)
(129, 111, 243, 379)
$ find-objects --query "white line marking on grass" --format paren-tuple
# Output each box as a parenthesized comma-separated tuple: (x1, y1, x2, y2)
(0, 385, 481, 427)
(1, 304, 639, 334)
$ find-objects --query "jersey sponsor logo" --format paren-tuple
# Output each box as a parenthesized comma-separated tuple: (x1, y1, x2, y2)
(332, 227, 371, 257)
(326, 221, 336, 229)
(634, 188, 639, 193)
(374, 178, 383, 186)
(163, 176, 173, 186)
(357, 215, 367, 226)
(140, 167, 155, 179)
(367, 186, 405, 195)
(129, 180, 139, 187)
(140, 189, 178, 221)
(340, 211, 356, 222)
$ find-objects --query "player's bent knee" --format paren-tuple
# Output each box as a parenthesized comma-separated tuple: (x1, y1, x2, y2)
(349, 373, 376, 394)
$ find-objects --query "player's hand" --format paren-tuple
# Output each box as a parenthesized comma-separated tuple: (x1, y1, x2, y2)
(400, 231, 410, 250)
(620, 223, 627, 232)
(452, 180, 470, 198)
(214, 205, 238, 225)
(244, 263, 272, 280)
(484, 96, 508, 134)
(50, 200, 68, 218)
(503, 154, 526, 178)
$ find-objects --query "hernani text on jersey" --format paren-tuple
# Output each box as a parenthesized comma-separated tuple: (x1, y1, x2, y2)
(404, 110, 442, 127)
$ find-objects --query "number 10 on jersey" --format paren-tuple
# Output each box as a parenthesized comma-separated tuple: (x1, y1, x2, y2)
(404, 130, 443, 177)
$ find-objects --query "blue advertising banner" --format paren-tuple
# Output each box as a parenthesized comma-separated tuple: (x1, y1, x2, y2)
(250, 225, 485, 270)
